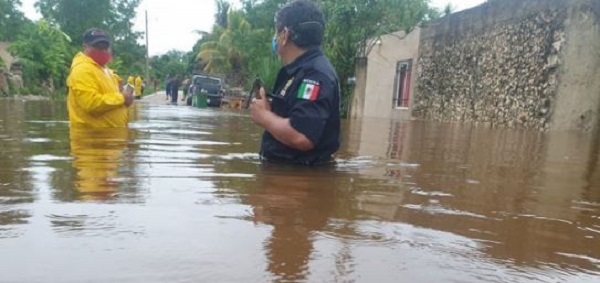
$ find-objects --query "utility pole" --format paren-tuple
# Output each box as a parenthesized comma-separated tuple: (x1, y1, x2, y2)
(145, 10, 150, 83)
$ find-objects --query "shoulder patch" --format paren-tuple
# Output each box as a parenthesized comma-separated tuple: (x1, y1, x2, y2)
(297, 79, 320, 101)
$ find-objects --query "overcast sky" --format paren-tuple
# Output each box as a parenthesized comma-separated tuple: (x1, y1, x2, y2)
(19, 0, 485, 56)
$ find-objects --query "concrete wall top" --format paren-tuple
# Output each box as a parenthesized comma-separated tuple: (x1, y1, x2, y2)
(367, 28, 419, 61)
(421, 0, 569, 41)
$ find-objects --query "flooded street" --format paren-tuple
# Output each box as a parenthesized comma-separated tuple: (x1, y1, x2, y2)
(0, 98, 599, 282)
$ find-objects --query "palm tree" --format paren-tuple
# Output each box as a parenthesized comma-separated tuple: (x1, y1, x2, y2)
(215, 0, 231, 28)
(197, 11, 259, 85)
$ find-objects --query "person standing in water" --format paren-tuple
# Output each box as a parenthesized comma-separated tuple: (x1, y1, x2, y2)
(250, 0, 341, 166)
(66, 28, 134, 128)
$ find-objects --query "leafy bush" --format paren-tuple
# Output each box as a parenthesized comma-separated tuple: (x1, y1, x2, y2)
(8, 20, 71, 91)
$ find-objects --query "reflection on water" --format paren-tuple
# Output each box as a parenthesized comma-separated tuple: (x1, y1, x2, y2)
(70, 127, 129, 201)
(0, 99, 599, 282)
(246, 166, 338, 282)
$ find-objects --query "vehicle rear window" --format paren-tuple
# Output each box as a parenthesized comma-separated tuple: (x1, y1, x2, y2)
(194, 77, 220, 85)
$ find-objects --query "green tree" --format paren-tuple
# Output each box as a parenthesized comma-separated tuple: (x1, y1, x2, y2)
(198, 10, 263, 86)
(149, 50, 188, 83)
(35, 0, 145, 76)
(241, 0, 286, 31)
(187, 34, 208, 74)
(0, 0, 29, 41)
(443, 4, 454, 16)
(36, 0, 111, 44)
(215, 0, 231, 28)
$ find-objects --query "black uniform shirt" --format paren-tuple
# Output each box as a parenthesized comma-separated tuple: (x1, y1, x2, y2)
(260, 48, 341, 166)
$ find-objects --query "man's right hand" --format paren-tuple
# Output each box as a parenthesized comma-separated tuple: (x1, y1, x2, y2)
(250, 87, 273, 127)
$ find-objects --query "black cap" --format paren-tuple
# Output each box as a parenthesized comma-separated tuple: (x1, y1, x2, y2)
(83, 28, 111, 46)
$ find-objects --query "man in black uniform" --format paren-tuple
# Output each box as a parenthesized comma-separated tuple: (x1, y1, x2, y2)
(250, 0, 340, 166)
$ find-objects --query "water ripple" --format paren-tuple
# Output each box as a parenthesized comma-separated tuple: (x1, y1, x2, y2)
(401, 203, 490, 219)
(29, 155, 71, 162)
(555, 253, 600, 267)
(23, 138, 52, 143)
(219, 153, 260, 160)
(410, 187, 454, 197)
(46, 213, 144, 237)
(512, 214, 574, 225)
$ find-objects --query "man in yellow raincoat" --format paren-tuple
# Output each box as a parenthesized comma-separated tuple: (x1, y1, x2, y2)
(134, 75, 143, 99)
(67, 28, 135, 200)
(127, 75, 135, 87)
(67, 28, 134, 128)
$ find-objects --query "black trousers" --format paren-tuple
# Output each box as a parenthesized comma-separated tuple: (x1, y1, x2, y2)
(170, 90, 179, 103)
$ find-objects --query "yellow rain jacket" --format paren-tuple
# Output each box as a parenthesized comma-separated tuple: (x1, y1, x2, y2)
(67, 52, 128, 128)
(134, 76, 143, 97)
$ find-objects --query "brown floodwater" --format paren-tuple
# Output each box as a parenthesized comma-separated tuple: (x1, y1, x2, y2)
(0, 98, 599, 282)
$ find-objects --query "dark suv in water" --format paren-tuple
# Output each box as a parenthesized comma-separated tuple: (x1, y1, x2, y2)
(186, 74, 224, 107)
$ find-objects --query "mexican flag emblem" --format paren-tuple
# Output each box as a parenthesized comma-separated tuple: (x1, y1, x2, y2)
(297, 80, 320, 101)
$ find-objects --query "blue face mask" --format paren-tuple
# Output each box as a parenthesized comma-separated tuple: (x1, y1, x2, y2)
(271, 35, 278, 55)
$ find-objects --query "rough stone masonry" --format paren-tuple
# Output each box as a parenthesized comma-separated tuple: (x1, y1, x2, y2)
(414, 0, 600, 131)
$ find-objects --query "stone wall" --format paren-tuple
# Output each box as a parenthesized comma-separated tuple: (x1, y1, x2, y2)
(0, 42, 12, 96)
(414, 0, 576, 129)
(0, 42, 24, 96)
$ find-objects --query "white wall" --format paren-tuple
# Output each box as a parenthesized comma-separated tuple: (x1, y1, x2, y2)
(363, 28, 420, 119)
